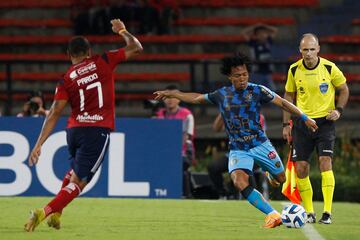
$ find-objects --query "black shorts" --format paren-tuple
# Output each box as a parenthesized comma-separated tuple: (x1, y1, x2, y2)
(66, 127, 110, 182)
(292, 117, 335, 162)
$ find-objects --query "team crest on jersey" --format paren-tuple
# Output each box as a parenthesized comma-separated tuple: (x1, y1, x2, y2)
(229, 158, 239, 167)
(299, 86, 305, 94)
(275, 161, 281, 168)
(268, 151, 277, 160)
(319, 83, 329, 94)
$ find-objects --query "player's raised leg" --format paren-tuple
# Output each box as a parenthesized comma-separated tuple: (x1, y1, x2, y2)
(229, 150, 282, 228)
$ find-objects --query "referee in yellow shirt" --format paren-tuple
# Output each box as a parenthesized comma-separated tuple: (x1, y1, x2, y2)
(283, 33, 349, 224)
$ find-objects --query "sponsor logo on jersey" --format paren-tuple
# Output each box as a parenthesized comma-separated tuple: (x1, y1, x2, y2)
(268, 151, 277, 159)
(319, 83, 329, 94)
(77, 73, 98, 86)
(78, 62, 97, 75)
(76, 112, 104, 123)
(69, 70, 78, 79)
(69, 62, 97, 80)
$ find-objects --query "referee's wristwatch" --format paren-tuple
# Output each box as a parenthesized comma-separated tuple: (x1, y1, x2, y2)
(336, 107, 343, 115)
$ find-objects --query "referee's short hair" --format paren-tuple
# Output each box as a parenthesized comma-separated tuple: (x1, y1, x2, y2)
(220, 52, 252, 76)
(300, 33, 319, 45)
(68, 36, 91, 57)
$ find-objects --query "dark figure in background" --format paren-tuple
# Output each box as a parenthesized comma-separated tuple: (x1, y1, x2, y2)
(241, 24, 278, 91)
(155, 85, 195, 198)
(17, 91, 48, 117)
(149, 0, 179, 34)
(71, 0, 93, 35)
(137, 0, 159, 34)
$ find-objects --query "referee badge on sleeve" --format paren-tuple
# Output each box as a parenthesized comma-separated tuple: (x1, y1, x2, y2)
(319, 83, 329, 94)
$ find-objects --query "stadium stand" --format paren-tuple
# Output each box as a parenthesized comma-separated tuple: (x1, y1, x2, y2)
(0, 0, 359, 138)
(0, 72, 190, 83)
(175, 17, 295, 26)
(177, 0, 319, 8)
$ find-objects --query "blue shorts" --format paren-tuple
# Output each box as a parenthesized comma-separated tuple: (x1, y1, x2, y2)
(228, 140, 284, 176)
(66, 127, 110, 182)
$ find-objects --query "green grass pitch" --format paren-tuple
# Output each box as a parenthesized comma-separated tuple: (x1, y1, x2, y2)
(1, 197, 359, 240)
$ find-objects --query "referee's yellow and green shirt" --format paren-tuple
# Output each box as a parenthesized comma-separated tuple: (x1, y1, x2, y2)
(285, 57, 346, 118)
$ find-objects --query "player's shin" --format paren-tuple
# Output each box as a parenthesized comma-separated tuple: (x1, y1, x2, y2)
(297, 176, 314, 213)
(44, 182, 81, 217)
(241, 185, 274, 214)
(321, 170, 335, 214)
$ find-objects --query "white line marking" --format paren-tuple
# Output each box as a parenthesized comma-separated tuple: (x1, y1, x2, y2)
(281, 202, 325, 240)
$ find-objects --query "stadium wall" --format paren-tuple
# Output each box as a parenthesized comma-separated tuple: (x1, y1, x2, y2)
(0, 117, 182, 198)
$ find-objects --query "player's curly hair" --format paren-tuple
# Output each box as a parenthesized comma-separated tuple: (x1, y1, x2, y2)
(220, 52, 252, 76)
(68, 36, 91, 57)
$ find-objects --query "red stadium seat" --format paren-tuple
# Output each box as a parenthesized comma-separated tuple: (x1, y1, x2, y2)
(0, 0, 319, 9)
(0, 72, 190, 82)
(0, 35, 246, 45)
(175, 17, 295, 26)
(0, 53, 228, 61)
(0, 0, 72, 8)
(0, 19, 72, 28)
(0, 92, 155, 101)
(320, 35, 360, 44)
(288, 54, 360, 62)
(178, 0, 319, 8)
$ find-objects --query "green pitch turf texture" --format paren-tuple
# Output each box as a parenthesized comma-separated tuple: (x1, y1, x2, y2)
(1, 197, 359, 240)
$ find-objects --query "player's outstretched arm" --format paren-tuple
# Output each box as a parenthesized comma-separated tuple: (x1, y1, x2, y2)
(154, 89, 207, 104)
(282, 91, 295, 143)
(271, 94, 318, 132)
(111, 19, 143, 60)
(28, 100, 67, 166)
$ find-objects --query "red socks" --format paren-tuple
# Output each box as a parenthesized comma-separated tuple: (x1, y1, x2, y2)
(44, 182, 81, 217)
(61, 170, 73, 188)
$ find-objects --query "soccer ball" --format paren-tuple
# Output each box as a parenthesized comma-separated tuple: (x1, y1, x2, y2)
(281, 204, 307, 228)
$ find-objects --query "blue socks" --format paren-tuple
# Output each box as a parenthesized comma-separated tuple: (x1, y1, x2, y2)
(242, 185, 274, 215)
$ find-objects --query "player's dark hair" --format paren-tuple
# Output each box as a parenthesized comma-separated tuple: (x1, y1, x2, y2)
(68, 36, 91, 57)
(220, 52, 252, 76)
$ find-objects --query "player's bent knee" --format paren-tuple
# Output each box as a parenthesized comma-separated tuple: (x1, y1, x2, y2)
(319, 156, 332, 171)
(240, 185, 254, 199)
(231, 170, 249, 190)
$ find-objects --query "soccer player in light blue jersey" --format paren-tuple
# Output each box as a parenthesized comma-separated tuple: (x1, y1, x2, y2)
(154, 53, 318, 228)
